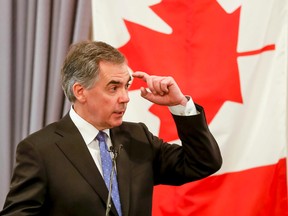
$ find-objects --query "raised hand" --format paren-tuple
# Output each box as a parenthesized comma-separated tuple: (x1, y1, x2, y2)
(132, 71, 187, 106)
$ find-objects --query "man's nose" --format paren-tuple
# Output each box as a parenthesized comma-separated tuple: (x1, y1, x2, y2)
(119, 89, 130, 103)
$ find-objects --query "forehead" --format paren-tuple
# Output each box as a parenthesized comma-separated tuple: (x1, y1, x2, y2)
(99, 61, 131, 83)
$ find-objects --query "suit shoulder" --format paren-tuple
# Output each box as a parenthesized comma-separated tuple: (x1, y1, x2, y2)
(119, 121, 148, 131)
(20, 116, 70, 148)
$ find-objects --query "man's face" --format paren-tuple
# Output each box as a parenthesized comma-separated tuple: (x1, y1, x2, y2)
(74, 61, 131, 130)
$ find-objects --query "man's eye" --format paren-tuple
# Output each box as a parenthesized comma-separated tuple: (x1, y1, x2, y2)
(108, 86, 117, 92)
(125, 83, 131, 89)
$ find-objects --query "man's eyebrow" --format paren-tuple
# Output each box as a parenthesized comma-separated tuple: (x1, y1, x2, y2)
(106, 76, 132, 86)
(107, 80, 121, 86)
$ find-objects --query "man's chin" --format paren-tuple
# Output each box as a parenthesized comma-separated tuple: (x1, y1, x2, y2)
(110, 119, 123, 128)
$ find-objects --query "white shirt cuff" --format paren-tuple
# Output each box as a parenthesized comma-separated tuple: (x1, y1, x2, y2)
(168, 96, 198, 116)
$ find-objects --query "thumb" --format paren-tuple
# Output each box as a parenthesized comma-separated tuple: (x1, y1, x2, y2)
(140, 87, 158, 103)
(140, 87, 149, 99)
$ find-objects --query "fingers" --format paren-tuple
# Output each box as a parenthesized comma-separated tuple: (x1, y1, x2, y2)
(133, 72, 185, 106)
(132, 71, 148, 80)
(150, 77, 170, 96)
(133, 71, 173, 96)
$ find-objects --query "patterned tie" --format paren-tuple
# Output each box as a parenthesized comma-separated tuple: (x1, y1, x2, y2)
(96, 131, 122, 216)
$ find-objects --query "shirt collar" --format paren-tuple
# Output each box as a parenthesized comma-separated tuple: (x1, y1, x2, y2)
(69, 106, 110, 145)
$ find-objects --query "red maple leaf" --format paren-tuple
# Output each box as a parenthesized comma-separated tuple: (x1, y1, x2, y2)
(119, 0, 272, 141)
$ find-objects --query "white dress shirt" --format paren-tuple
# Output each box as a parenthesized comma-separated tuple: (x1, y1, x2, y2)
(69, 108, 112, 176)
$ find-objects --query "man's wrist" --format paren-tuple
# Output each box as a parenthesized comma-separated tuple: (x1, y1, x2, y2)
(169, 96, 198, 116)
(179, 96, 189, 106)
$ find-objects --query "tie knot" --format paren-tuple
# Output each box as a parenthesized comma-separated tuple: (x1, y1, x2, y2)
(96, 131, 106, 142)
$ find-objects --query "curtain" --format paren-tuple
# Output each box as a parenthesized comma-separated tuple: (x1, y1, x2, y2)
(0, 0, 92, 207)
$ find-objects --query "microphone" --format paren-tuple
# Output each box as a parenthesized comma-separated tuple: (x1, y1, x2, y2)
(105, 144, 123, 216)
(109, 144, 123, 158)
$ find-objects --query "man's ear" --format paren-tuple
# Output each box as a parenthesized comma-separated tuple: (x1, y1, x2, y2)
(73, 83, 86, 103)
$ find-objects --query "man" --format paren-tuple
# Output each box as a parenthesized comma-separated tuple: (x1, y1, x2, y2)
(0, 41, 222, 216)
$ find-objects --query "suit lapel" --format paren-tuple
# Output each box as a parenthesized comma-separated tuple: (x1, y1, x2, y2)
(54, 114, 131, 216)
(111, 126, 131, 216)
(53, 115, 114, 212)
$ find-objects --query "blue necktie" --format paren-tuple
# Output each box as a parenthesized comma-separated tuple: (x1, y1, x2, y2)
(96, 131, 122, 216)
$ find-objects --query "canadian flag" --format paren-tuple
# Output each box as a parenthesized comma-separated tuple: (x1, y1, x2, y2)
(91, 0, 288, 215)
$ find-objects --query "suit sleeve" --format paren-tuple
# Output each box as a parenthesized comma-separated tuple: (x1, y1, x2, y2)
(0, 140, 47, 215)
(152, 104, 222, 185)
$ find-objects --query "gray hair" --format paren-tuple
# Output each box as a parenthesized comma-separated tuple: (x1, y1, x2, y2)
(61, 41, 126, 102)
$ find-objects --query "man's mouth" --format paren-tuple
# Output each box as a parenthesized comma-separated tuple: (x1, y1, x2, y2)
(114, 110, 125, 115)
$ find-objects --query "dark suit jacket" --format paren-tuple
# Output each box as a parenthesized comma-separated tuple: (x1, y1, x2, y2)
(0, 105, 222, 216)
